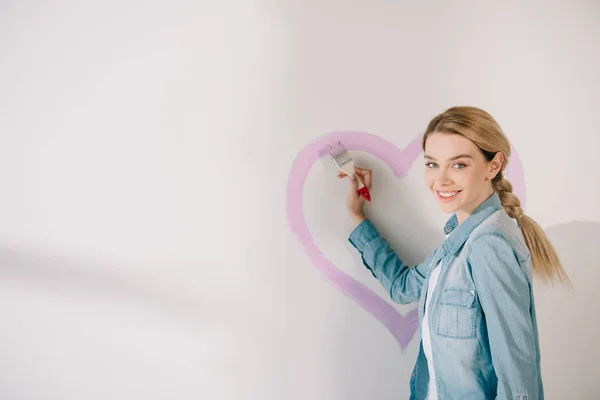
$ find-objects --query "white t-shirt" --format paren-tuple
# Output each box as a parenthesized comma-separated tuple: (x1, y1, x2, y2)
(423, 232, 450, 400)
(422, 259, 442, 400)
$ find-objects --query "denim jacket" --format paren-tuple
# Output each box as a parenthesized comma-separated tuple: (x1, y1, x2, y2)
(348, 191, 543, 399)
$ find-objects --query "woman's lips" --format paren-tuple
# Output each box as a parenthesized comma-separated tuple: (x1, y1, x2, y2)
(436, 190, 462, 202)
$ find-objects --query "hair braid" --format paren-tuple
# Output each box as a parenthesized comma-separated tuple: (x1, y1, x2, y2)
(493, 172, 524, 221)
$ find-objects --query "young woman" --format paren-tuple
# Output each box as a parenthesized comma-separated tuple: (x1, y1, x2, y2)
(338, 106, 571, 400)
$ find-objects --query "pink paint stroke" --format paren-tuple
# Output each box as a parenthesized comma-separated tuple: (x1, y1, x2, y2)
(286, 131, 525, 349)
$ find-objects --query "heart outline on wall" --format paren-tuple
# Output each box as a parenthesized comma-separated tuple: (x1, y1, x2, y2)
(286, 131, 526, 350)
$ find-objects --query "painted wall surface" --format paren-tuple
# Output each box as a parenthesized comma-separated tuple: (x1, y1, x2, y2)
(1, 1, 599, 399)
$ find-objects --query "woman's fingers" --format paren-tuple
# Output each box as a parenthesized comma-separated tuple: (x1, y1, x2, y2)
(354, 167, 372, 188)
(336, 168, 372, 189)
(337, 172, 356, 181)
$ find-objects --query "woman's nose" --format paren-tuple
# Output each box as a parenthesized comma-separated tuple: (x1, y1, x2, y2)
(437, 169, 453, 185)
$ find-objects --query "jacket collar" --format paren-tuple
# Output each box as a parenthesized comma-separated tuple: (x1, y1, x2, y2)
(439, 191, 503, 257)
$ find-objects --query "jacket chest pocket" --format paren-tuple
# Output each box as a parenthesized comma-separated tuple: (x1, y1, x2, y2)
(436, 288, 476, 339)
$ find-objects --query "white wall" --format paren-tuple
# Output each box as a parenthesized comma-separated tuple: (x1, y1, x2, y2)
(1, 1, 599, 399)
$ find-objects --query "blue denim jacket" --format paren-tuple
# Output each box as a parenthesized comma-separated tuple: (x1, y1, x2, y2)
(348, 191, 543, 399)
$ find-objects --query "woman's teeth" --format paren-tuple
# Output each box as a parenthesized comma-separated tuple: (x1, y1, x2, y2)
(437, 190, 461, 200)
(439, 191, 458, 197)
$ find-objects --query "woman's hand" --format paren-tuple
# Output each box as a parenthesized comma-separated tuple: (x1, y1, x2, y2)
(337, 167, 372, 226)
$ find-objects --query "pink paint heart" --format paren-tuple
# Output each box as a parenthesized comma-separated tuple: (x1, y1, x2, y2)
(286, 131, 526, 350)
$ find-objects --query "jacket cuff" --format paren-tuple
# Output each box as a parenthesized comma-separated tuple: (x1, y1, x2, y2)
(348, 219, 380, 251)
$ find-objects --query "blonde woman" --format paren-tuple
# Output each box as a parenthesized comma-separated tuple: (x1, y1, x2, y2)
(339, 106, 571, 399)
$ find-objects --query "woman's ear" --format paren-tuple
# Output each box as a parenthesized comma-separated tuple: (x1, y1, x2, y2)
(487, 152, 504, 180)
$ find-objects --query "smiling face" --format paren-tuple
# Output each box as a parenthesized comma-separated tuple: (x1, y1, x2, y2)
(424, 132, 503, 224)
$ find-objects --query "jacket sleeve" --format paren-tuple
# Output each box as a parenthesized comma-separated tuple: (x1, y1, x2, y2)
(468, 233, 539, 400)
(348, 219, 432, 304)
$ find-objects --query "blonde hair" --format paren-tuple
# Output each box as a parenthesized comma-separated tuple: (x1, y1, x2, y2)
(422, 106, 572, 288)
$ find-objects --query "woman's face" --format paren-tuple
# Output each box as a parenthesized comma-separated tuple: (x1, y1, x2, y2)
(423, 133, 503, 223)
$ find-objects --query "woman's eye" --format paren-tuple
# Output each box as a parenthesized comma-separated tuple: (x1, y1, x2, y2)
(425, 162, 466, 169)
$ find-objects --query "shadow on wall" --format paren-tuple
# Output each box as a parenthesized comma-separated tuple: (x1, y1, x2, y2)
(536, 220, 600, 398)
(0, 247, 291, 399)
(0, 249, 221, 327)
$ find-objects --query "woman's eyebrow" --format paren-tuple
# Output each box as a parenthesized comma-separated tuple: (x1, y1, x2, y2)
(424, 154, 473, 161)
